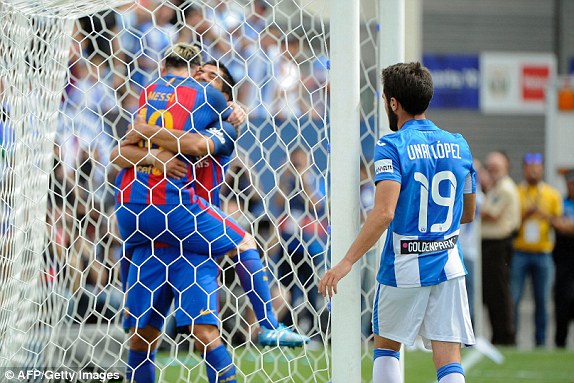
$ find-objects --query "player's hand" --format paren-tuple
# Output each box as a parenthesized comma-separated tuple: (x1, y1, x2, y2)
(318, 259, 353, 298)
(122, 127, 146, 146)
(132, 114, 157, 137)
(153, 151, 187, 179)
(226, 101, 246, 129)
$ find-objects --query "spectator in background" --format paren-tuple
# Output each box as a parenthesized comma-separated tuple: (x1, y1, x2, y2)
(207, 0, 243, 35)
(275, 35, 306, 119)
(303, 41, 329, 121)
(552, 169, 574, 348)
(241, 0, 269, 43)
(0, 99, 14, 254)
(75, 8, 125, 90)
(459, 158, 485, 323)
(177, 3, 237, 75)
(129, 0, 179, 90)
(274, 147, 328, 333)
(219, 163, 285, 345)
(0, 99, 14, 175)
(220, 158, 265, 219)
(60, 58, 116, 212)
(481, 151, 520, 345)
(65, 223, 123, 324)
(512, 153, 562, 347)
(238, 25, 282, 119)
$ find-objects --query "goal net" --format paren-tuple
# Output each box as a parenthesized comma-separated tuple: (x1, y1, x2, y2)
(0, 0, 381, 381)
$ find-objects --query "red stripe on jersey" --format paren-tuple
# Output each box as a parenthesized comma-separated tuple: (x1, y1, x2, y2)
(148, 177, 168, 205)
(167, 86, 198, 131)
(196, 198, 246, 238)
(154, 242, 170, 249)
(214, 160, 223, 193)
(141, 84, 158, 107)
(217, 266, 222, 314)
(194, 165, 213, 203)
(189, 166, 196, 204)
(118, 169, 135, 203)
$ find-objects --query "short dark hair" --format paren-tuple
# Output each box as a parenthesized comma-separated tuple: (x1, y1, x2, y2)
(204, 60, 236, 101)
(381, 62, 433, 115)
(164, 43, 202, 71)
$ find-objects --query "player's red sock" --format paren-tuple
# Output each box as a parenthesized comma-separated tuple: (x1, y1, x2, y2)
(233, 249, 279, 329)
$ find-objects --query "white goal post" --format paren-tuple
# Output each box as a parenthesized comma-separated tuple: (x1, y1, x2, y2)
(0, 0, 395, 381)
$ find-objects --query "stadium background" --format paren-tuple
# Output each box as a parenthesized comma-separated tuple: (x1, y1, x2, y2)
(43, 0, 574, 358)
(241, 0, 574, 191)
(2, 0, 574, 381)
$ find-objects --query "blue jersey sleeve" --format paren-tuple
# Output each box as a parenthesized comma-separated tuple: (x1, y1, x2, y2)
(459, 136, 476, 194)
(203, 121, 237, 156)
(373, 136, 402, 184)
(464, 164, 477, 194)
(205, 85, 232, 121)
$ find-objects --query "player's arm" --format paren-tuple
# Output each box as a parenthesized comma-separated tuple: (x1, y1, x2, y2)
(319, 179, 401, 298)
(130, 115, 215, 156)
(460, 170, 476, 224)
(134, 112, 238, 156)
(461, 193, 476, 224)
(109, 142, 187, 179)
(201, 120, 238, 157)
(109, 142, 150, 168)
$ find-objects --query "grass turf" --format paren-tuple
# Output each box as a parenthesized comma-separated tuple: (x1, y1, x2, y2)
(155, 346, 574, 382)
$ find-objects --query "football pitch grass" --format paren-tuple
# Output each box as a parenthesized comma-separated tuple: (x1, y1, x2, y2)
(155, 346, 574, 382)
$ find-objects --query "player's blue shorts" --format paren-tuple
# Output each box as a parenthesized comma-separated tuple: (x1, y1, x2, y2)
(115, 197, 245, 256)
(123, 245, 220, 331)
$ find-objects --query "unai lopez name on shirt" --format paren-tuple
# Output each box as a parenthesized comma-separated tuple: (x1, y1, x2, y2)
(407, 142, 462, 160)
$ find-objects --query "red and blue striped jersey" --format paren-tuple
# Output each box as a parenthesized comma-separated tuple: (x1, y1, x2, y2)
(115, 74, 231, 205)
(193, 120, 237, 207)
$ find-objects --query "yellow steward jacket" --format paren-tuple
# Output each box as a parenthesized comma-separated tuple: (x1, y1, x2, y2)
(514, 182, 562, 253)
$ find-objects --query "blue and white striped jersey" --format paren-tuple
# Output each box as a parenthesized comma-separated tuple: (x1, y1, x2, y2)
(374, 119, 476, 288)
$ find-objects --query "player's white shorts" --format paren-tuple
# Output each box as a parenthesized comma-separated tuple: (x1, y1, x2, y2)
(372, 276, 475, 350)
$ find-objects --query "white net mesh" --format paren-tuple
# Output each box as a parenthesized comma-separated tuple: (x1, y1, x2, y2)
(0, 5, 74, 369)
(0, 0, 138, 373)
(0, 0, 382, 381)
(4, 0, 132, 18)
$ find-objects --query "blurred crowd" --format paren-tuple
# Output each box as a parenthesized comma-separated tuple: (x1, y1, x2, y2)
(461, 151, 574, 349)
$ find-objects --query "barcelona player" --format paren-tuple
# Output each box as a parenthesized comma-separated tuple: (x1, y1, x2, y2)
(190, 61, 302, 347)
(319, 62, 476, 383)
(111, 44, 308, 383)
(120, 58, 307, 344)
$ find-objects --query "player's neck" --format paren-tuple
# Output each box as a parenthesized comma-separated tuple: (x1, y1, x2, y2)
(165, 68, 194, 78)
(398, 113, 426, 130)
